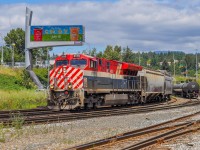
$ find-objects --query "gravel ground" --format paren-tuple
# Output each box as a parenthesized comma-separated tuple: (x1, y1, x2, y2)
(157, 130, 200, 150)
(157, 110, 200, 150)
(0, 100, 200, 150)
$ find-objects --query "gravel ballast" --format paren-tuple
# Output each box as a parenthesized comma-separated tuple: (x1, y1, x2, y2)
(1, 101, 200, 150)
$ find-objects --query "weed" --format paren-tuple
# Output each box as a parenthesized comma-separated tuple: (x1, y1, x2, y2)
(33, 68, 48, 86)
(64, 139, 74, 144)
(0, 66, 47, 110)
(70, 123, 73, 131)
(0, 90, 47, 110)
(0, 123, 5, 143)
(11, 112, 24, 130)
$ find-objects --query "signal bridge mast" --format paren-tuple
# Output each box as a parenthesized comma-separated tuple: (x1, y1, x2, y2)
(25, 7, 85, 89)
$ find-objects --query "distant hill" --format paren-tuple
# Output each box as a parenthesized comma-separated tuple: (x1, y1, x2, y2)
(154, 51, 184, 54)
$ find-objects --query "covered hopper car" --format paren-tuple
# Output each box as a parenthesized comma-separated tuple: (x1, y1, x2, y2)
(48, 54, 173, 110)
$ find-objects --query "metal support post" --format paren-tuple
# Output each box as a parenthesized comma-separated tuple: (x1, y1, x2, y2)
(25, 7, 43, 89)
(196, 49, 198, 80)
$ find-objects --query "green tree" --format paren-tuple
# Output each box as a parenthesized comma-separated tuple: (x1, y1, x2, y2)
(103, 45, 113, 60)
(114, 45, 122, 60)
(122, 46, 134, 63)
(161, 60, 170, 72)
(89, 48, 97, 57)
(82, 48, 97, 57)
(4, 28, 25, 61)
(3, 28, 53, 64)
(103, 45, 121, 60)
(96, 51, 103, 58)
(32, 47, 53, 65)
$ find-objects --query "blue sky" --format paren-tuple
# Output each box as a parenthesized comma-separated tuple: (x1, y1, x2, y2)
(0, 0, 117, 4)
(0, 0, 200, 55)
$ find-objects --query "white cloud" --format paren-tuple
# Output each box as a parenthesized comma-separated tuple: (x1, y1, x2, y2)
(0, 0, 200, 53)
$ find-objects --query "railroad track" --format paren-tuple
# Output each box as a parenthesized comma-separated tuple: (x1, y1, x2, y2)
(0, 99, 199, 126)
(66, 111, 200, 150)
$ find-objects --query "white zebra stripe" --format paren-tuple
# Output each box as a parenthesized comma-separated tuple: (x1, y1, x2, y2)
(66, 66, 73, 73)
(55, 67, 63, 78)
(66, 68, 78, 80)
(58, 80, 64, 88)
(70, 70, 82, 83)
(73, 77, 83, 88)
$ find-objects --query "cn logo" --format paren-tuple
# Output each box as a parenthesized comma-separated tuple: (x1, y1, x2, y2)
(192, 85, 195, 88)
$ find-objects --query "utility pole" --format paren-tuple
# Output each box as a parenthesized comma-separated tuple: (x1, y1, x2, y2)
(0, 33, 4, 65)
(11, 43, 15, 67)
(181, 59, 187, 78)
(138, 51, 140, 65)
(173, 53, 175, 77)
(196, 49, 198, 80)
(47, 49, 50, 89)
(185, 60, 188, 78)
(1, 46, 3, 65)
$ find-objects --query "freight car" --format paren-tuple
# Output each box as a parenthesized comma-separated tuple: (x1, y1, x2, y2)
(48, 54, 173, 110)
(173, 81, 199, 98)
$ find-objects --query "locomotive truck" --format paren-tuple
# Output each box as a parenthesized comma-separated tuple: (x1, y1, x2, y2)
(48, 54, 173, 110)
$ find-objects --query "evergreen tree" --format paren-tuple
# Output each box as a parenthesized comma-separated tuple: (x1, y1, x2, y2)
(161, 60, 170, 71)
(103, 45, 121, 60)
(122, 46, 134, 63)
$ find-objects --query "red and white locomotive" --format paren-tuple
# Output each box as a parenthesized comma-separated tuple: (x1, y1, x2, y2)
(48, 53, 172, 110)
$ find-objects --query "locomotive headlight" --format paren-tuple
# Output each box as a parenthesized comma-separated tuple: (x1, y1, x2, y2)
(68, 84, 72, 89)
(50, 85, 54, 89)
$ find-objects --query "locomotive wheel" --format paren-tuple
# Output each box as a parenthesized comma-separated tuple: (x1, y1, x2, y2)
(168, 95, 171, 100)
(141, 96, 146, 104)
(96, 100, 102, 107)
(88, 101, 93, 108)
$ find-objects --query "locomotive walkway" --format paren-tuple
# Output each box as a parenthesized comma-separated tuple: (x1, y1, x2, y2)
(0, 98, 199, 126)
(66, 111, 200, 150)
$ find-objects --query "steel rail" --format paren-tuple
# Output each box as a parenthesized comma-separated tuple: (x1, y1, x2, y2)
(0, 99, 175, 116)
(0, 100, 167, 118)
(0, 99, 194, 118)
(65, 111, 200, 150)
(2, 101, 199, 125)
(123, 120, 200, 150)
(66, 122, 192, 150)
(0, 97, 178, 116)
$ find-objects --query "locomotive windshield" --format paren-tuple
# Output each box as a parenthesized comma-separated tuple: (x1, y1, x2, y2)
(71, 59, 87, 66)
(56, 60, 68, 67)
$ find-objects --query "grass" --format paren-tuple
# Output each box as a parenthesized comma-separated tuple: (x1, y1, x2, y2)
(0, 90, 47, 110)
(11, 113, 24, 130)
(175, 75, 200, 85)
(33, 68, 48, 86)
(0, 66, 21, 76)
(0, 66, 36, 90)
(0, 66, 48, 110)
(0, 74, 25, 90)
(0, 123, 5, 143)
